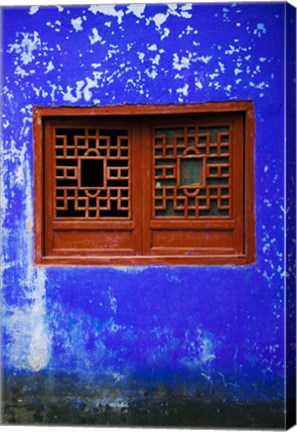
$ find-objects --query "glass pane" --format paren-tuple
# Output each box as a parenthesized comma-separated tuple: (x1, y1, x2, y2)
(155, 200, 184, 218)
(199, 126, 229, 143)
(199, 199, 229, 216)
(155, 128, 184, 145)
(153, 124, 231, 219)
(180, 158, 203, 187)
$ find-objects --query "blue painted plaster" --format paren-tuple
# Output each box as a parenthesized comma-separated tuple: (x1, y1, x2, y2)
(1, 2, 294, 412)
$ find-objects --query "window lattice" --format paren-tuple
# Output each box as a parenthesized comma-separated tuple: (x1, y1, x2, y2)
(35, 103, 254, 265)
(55, 128, 130, 219)
(153, 125, 231, 218)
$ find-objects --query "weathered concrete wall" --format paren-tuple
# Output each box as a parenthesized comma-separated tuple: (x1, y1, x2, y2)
(1, 2, 295, 427)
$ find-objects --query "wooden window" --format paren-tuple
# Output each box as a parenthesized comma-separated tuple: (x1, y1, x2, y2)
(34, 102, 255, 265)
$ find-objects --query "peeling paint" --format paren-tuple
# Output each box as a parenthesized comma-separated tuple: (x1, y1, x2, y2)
(71, 17, 83, 32)
(1, 2, 293, 426)
(8, 31, 41, 65)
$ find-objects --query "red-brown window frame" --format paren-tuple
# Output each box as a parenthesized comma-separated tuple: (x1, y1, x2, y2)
(33, 102, 255, 266)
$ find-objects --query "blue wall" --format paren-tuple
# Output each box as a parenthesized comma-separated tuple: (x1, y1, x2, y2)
(1, 2, 295, 426)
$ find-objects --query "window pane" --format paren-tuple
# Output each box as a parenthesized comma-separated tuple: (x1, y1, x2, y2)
(55, 128, 130, 219)
(153, 125, 231, 218)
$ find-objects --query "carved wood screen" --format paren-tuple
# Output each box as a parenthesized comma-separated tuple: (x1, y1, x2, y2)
(54, 127, 130, 219)
(34, 103, 255, 265)
(153, 125, 231, 219)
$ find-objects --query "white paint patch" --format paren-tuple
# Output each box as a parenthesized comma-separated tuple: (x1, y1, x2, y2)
(62, 85, 81, 103)
(195, 79, 203, 89)
(89, 5, 124, 25)
(181, 3, 192, 11)
(116, 266, 146, 274)
(62, 73, 103, 103)
(200, 337, 216, 363)
(109, 293, 117, 314)
(91, 62, 102, 68)
(28, 268, 51, 372)
(151, 13, 168, 29)
(8, 31, 41, 65)
(106, 47, 119, 59)
(173, 53, 191, 71)
(2, 119, 51, 371)
(262, 243, 270, 253)
(89, 28, 102, 45)
(178, 25, 194, 38)
(249, 81, 268, 90)
(254, 23, 267, 37)
(151, 54, 160, 65)
(174, 73, 184, 80)
(126, 4, 146, 19)
(168, 3, 178, 13)
(3, 119, 10, 129)
(45, 60, 54, 74)
(209, 72, 219, 80)
(180, 3, 192, 18)
(3, 308, 34, 369)
(15, 66, 30, 78)
(29, 6, 39, 15)
(137, 52, 145, 62)
(264, 199, 272, 208)
(197, 55, 212, 64)
(47, 82, 58, 102)
(148, 44, 157, 51)
(225, 44, 249, 55)
(71, 17, 83, 31)
(83, 76, 99, 101)
(146, 3, 191, 31)
(161, 28, 170, 40)
(145, 68, 158, 79)
(177, 83, 189, 97)
(218, 61, 225, 73)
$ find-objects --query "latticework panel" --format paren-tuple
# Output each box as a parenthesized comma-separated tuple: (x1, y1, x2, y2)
(54, 127, 130, 219)
(154, 125, 231, 218)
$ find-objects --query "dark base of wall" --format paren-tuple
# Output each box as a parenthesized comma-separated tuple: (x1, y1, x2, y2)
(2, 371, 289, 429)
(3, 398, 287, 428)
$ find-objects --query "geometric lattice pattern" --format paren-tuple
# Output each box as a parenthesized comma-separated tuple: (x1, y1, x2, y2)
(55, 127, 130, 219)
(154, 125, 231, 218)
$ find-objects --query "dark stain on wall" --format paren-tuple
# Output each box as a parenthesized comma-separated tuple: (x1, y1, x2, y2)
(3, 372, 285, 428)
